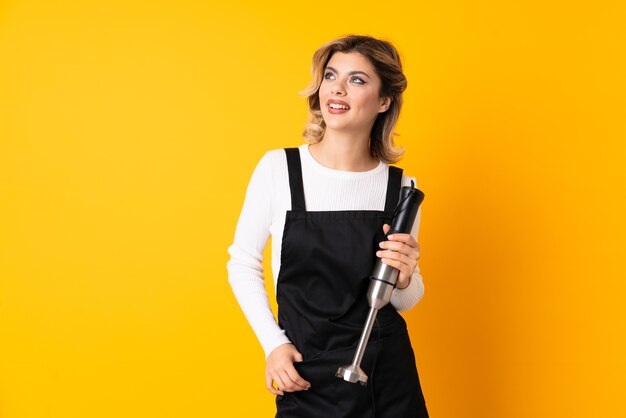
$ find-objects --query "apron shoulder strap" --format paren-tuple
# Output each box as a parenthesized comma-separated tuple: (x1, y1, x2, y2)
(284, 148, 306, 211)
(384, 166, 403, 216)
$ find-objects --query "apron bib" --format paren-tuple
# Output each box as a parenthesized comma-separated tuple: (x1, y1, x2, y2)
(275, 148, 428, 418)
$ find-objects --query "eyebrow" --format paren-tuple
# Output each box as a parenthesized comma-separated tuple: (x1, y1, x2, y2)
(324, 66, 371, 79)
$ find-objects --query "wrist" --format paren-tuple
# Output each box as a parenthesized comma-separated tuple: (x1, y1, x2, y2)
(396, 277, 411, 290)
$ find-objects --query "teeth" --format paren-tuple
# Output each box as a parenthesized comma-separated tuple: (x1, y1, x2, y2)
(329, 103, 349, 110)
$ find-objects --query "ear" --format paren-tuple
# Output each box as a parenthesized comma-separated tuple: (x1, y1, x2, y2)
(379, 96, 392, 113)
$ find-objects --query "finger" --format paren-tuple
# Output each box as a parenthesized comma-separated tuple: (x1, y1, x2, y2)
(285, 364, 311, 390)
(282, 367, 310, 391)
(267, 371, 284, 395)
(385, 232, 418, 248)
(272, 371, 289, 394)
(376, 250, 417, 272)
(379, 257, 414, 277)
(266, 372, 282, 395)
(381, 259, 415, 279)
(377, 248, 419, 267)
(278, 369, 303, 392)
(379, 240, 419, 255)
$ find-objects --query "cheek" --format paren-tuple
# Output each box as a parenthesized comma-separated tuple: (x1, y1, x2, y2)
(317, 89, 327, 106)
(318, 84, 331, 100)
(317, 90, 327, 109)
(352, 88, 378, 104)
(353, 94, 380, 115)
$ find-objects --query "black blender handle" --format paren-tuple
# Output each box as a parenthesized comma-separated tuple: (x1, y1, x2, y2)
(388, 186, 425, 236)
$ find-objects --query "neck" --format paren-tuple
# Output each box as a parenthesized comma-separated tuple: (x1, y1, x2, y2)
(309, 130, 379, 172)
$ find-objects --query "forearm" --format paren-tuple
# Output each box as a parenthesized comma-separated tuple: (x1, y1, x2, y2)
(227, 257, 291, 357)
(390, 269, 425, 311)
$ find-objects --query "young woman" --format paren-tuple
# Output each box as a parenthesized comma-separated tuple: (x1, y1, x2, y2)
(227, 35, 429, 417)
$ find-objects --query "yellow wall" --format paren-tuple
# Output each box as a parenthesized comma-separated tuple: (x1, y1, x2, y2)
(1, 1, 624, 417)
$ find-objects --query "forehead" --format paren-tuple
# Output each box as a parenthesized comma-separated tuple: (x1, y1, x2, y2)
(326, 51, 377, 74)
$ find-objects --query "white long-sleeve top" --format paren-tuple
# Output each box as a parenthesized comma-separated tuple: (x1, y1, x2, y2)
(227, 144, 425, 359)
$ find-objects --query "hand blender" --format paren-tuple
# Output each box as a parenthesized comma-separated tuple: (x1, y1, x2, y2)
(336, 181, 424, 385)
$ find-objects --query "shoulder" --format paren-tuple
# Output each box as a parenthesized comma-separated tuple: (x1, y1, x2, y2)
(247, 148, 292, 196)
(266, 149, 291, 181)
(249, 148, 289, 180)
(257, 148, 287, 167)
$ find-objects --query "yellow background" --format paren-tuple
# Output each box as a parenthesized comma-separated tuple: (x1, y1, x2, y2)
(1, 1, 625, 417)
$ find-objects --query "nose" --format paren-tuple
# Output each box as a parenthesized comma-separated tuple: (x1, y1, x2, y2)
(331, 80, 346, 96)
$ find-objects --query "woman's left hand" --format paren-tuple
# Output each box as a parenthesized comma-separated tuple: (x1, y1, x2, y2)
(376, 223, 420, 290)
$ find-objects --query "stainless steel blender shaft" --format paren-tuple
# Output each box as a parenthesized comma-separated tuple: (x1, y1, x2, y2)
(335, 307, 377, 385)
(336, 262, 399, 385)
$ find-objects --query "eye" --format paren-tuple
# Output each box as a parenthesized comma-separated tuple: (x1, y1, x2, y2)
(323, 72, 335, 79)
(351, 76, 365, 84)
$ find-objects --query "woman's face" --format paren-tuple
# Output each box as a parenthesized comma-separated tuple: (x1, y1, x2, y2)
(318, 51, 390, 136)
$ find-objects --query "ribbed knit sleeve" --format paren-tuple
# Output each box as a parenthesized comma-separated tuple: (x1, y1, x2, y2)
(227, 152, 291, 358)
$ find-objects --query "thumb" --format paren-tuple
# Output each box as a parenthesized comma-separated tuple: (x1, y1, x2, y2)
(382, 223, 391, 235)
(293, 350, 304, 362)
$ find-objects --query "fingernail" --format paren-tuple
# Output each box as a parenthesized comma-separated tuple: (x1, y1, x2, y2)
(379, 242, 384, 248)
(387, 234, 394, 239)
(376, 251, 382, 256)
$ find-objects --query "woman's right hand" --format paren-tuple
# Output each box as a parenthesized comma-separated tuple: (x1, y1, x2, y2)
(265, 343, 311, 395)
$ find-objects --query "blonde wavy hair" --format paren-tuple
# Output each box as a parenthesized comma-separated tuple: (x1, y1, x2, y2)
(300, 35, 408, 164)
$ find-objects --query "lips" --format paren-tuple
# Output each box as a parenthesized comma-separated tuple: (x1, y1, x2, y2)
(327, 99, 350, 113)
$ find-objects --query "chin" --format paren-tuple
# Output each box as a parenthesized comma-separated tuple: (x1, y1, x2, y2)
(322, 116, 349, 130)
(323, 122, 352, 132)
